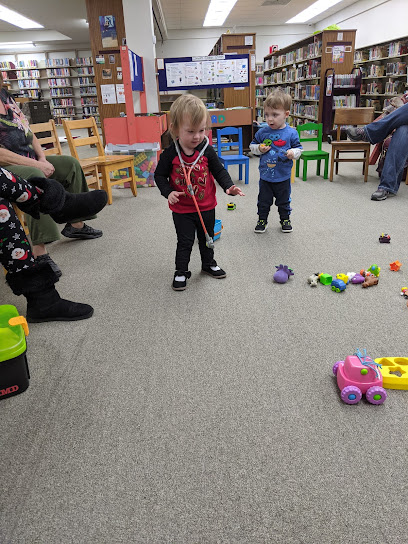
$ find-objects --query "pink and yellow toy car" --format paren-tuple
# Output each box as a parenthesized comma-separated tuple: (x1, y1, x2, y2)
(332, 349, 387, 405)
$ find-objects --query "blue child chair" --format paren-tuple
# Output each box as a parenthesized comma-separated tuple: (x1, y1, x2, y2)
(216, 127, 249, 184)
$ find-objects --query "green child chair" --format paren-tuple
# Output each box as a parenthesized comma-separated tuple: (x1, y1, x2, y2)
(296, 122, 329, 181)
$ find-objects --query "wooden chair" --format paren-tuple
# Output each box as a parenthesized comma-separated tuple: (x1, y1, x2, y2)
(330, 107, 375, 182)
(62, 117, 137, 204)
(296, 122, 329, 181)
(30, 120, 100, 189)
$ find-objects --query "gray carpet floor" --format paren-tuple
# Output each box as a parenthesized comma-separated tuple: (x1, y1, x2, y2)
(1, 139, 408, 543)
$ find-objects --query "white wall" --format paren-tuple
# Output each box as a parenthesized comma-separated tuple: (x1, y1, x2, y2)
(156, 25, 312, 62)
(316, 0, 408, 48)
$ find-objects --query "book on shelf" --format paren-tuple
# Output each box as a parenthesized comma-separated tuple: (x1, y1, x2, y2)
(333, 95, 357, 108)
(388, 41, 408, 57)
(46, 58, 71, 67)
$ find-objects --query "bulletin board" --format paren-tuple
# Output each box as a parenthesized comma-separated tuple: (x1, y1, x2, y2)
(157, 54, 250, 91)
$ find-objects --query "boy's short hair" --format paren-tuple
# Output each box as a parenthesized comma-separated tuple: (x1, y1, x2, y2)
(169, 94, 210, 138)
(264, 90, 292, 111)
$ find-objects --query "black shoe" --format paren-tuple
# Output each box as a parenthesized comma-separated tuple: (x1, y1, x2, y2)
(201, 266, 226, 278)
(61, 223, 103, 239)
(254, 219, 267, 233)
(172, 270, 191, 291)
(371, 189, 396, 201)
(35, 253, 62, 278)
(346, 127, 370, 142)
(27, 296, 94, 323)
(281, 219, 293, 232)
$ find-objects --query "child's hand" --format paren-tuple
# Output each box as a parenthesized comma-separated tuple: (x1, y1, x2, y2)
(259, 144, 271, 154)
(286, 149, 295, 160)
(168, 190, 185, 205)
(226, 185, 245, 196)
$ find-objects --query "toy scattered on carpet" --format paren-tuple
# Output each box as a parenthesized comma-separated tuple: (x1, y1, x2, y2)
(227, 202, 236, 210)
(349, 273, 365, 284)
(362, 276, 379, 288)
(379, 233, 391, 243)
(336, 273, 349, 284)
(307, 273, 320, 287)
(331, 279, 347, 292)
(374, 356, 408, 389)
(390, 260, 402, 271)
(319, 273, 332, 285)
(333, 348, 387, 405)
(273, 264, 294, 284)
(367, 264, 381, 277)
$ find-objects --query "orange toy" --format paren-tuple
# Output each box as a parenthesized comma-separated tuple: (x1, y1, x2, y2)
(390, 260, 402, 271)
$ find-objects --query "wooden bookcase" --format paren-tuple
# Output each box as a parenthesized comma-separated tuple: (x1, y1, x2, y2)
(208, 32, 256, 120)
(354, 35, 408, 118)
(263, 29, 356, 128)
(255, 63, 265, 122)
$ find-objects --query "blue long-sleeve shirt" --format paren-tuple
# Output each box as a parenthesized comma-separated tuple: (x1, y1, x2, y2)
(250, 124, 302, 183)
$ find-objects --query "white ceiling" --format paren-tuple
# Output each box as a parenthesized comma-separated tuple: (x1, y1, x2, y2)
(0, 0, 358, 52)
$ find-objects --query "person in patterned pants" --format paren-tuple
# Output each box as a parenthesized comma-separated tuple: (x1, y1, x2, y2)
(1, 167, 107, 323)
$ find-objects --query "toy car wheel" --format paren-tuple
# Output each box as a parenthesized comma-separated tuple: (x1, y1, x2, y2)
(332, 361, 341, 375)
(366, 386, 387, 405)
(340, 385, 362, 404)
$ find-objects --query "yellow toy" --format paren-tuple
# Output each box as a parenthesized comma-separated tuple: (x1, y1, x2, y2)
(336, 273, 349, 284)
(375, 357, 408, 389)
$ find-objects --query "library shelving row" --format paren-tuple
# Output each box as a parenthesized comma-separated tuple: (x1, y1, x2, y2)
(354, 36, 408, 117)
(255, 63, 265, 122)
(262, 29, 357, 130)
(0, 57, 100, 126)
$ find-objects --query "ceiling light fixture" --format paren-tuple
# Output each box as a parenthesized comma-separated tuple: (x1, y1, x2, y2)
(0, 4, 43, 29)
(286, 0, 343, 24)
(0, 41, 35, 49)
(203, 0, 239, 27)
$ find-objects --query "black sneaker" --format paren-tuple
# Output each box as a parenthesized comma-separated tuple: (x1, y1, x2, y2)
(172, 271, 191, 291)
(201, 266, 226, 278)
(254, 219, 267, 233)
(346, 127, 370, 142)
(61, 223, 103, 239)
(371, 189, 396, 201)
(281, 219, 293, 233)
(35, 253, 62, 278)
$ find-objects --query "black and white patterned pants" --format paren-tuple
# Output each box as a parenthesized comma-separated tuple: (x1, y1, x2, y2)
(0, 167, 39, 274)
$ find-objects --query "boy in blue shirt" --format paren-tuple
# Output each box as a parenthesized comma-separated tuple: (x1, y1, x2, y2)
(250, 90, 302, 233)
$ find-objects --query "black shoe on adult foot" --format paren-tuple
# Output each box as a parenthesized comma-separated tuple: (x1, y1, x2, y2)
(371, 189, 396, 201)
(281, 219, 293, 233)
(50, 190, 108, 224)
(201, 265, 226, 278)
(35, 253, 62, 278)
(346, 127, 370, 142)
(26, 286, 94, 323)
(172, 271, 191, 291)
(254, 219, 267, 233)
(61, 223, 103, 239)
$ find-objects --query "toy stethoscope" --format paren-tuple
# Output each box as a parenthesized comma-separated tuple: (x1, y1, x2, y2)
(174, 135, 214, 249)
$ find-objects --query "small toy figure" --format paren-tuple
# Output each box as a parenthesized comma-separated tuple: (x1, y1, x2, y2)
(333, 348, 387, 404)
(379, 233, 391, 243)
(401, 287, 408, 299)
(227, 202, 236, 210)
(350, 273, 365, 284)
(336, 273, 349, 284)
(262, 138, 272, 146)
(390, 260, 402, 271)
(368, 264, 381, 277)
(319, 273, 332, 285)
(331, 279, 346, 292)
(307, 273, 320, 287)
(346, 272, 357, 281)
(362, 276, 379, 288)
(273, 264, 294, 284)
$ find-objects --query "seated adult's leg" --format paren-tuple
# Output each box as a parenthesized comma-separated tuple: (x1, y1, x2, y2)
(378, 125, 408, 194)
(365, 103, 408, 144)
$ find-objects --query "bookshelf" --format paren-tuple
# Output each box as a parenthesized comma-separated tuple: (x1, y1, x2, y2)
(255, 63, 265, 122)
(1, 56, 100, 126)
(263, 29, 356, 129)
(354, 36, 408, 117)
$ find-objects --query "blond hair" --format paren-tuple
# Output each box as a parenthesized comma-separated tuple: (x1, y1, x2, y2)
(169, 94, 210, 138)
(264, 90, 292, 112)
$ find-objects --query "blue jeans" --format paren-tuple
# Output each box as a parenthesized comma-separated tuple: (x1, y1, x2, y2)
(365, 103, 408, 194)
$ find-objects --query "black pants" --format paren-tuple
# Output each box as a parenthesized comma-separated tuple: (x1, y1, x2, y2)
(257, 178, 291, 222)
(172, 209, 217, 272)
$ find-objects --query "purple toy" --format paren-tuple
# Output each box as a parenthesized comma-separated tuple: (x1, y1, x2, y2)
(273, 264, 294, 284)
(350, 274, 365, 284)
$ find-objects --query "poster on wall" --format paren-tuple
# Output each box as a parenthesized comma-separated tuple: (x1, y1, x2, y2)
(101, 84, 117, 104)
(332, 45, 345, 63)
(99, 15, 118, 48)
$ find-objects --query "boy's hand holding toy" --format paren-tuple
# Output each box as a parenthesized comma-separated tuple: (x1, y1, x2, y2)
(226, 185, 245, 196)
(259, 144, 271, 153)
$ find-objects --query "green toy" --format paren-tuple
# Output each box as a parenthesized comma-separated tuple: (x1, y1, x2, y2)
(319, 273, 333, 285)
(262, 138, 272, 146)
(227, 202, 236, 210)
(368, 264, 381, 277)
(0, 305, 30, 400)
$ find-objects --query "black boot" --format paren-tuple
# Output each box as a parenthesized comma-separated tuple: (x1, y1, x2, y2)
(29, 177, 107, 224)
(6, 262, 94, 323)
